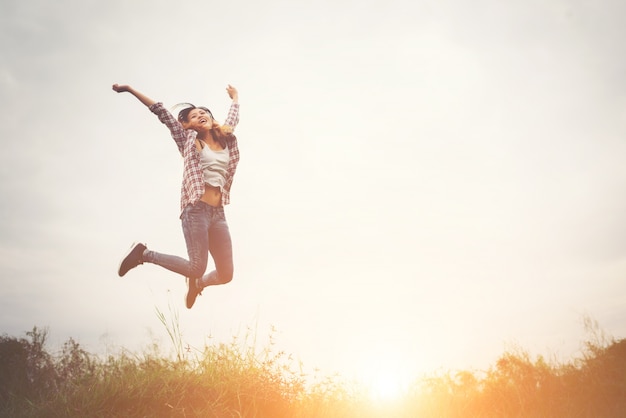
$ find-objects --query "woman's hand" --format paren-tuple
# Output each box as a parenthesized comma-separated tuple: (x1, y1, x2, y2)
(226, 84, 238, 103)
(112, 83, 131, 93)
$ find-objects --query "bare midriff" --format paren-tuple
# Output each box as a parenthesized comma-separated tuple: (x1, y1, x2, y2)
(200, 184, 222, 207)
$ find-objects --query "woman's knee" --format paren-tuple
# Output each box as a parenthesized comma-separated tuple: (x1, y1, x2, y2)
(217, 268, 233, 284)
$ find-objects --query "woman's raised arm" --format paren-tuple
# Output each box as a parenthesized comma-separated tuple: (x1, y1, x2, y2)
(112, 83, 187, 154)
(112, 84, 156, 108)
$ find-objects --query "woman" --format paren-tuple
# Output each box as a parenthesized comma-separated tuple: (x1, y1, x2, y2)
(112, 83, 240, 309)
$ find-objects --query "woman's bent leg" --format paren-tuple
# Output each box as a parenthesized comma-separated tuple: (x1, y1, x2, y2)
(143, 202, 210, 280)
(200, 207, 233, 287)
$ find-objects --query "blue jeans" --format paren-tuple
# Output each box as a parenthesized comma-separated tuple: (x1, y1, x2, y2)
(144, 201, 233, 288)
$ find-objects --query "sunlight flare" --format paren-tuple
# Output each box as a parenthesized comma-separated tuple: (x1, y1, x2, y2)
(355, 346, 414, 402)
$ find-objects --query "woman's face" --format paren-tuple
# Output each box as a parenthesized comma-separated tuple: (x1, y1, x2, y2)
(182, 108, 213, 131)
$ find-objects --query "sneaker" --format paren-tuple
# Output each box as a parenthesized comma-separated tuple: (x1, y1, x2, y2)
(185, 277, 202, 309)
(118, 242, 147, 277)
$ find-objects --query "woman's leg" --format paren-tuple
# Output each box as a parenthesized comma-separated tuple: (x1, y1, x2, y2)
(143, 202, 210, 280)
(199, 207, 234, 288)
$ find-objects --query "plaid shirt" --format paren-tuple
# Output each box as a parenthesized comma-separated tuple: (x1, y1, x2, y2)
(149, 102, 240, 215)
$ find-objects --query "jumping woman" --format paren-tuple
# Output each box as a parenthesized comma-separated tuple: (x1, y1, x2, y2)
(112, 83, 240, 309)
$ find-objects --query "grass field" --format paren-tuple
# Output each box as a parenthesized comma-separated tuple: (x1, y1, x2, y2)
(1, 316, 625, 417)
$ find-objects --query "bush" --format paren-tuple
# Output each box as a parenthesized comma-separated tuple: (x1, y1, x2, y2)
(1, 324, 625, 417)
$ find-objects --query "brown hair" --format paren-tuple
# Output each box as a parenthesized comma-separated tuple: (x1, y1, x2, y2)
(176, 103, 231, 148)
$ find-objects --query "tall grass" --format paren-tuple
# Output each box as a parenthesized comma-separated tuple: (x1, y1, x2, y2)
(1, 317, 625, 417)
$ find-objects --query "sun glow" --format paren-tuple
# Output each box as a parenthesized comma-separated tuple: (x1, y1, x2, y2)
(364, 371, 410, 402)
(355, 347, 414, 403)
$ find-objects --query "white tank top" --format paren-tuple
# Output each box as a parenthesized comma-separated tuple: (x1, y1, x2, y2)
(198, 144, 230, 189)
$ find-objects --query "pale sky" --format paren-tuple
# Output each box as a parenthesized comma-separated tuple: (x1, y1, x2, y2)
(1, 0, 625, 389)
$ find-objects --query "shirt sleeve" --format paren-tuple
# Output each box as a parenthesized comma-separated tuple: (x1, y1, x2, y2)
(224, 103, 239, 131)
(149, 102, 190, 155)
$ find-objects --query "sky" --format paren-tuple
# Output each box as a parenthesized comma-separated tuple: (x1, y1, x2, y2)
(1, 0, 626, 392)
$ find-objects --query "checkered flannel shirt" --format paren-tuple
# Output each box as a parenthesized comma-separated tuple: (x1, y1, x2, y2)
(149, 102, 240, 216)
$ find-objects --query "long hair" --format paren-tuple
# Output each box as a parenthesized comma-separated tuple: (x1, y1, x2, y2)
(175, 103, 232, 149)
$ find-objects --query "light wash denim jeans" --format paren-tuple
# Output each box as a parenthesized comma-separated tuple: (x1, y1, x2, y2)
(143, 201, 233, 288)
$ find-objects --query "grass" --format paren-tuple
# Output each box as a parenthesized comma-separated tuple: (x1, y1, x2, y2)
(1, 317, 625, 417)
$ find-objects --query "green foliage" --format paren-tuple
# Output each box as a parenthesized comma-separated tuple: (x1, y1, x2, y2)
(1, 320, 625, 417)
